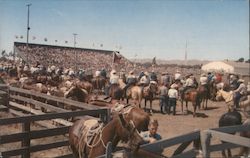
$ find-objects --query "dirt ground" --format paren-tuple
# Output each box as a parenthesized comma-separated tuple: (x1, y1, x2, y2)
(0, 99, 247, 158)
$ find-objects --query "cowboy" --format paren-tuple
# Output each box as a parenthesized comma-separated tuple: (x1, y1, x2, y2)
(181, 74, 195, 96)
(124, 70, 137, 91)
(105, 70, 119, 96)
(100, 68, 107, 79)
(160, 72, 171, 87)
(229, 74, 239, 90)
(207, 72, 214, 83)
(233, 79, 247, 108)
(215, 73, 223, 83)
(200, 73, 208, 87)
(139, 72, 150, 87)
(168, 84, 178, 115)
(159, 81, 168, 114)
(109, 70, 119, 85)
(174, 70, 182, 82)
(150, 70, 158, 82)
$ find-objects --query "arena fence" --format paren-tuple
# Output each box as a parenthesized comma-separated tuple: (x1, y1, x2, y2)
(0, 84, 110, 158)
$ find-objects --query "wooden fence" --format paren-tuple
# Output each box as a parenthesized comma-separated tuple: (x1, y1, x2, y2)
(99, 124, 250, 158)
(0, 84, 110, 158)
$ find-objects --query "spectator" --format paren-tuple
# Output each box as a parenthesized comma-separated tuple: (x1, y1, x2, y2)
(140, 119, 162, 144)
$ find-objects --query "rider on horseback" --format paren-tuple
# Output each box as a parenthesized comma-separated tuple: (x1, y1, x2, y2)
(233, 79, 247, 108)
(124, 70, 137, 91)
(181, 74, 195, 97)
(105, 70, 119, 96)
(200, 73, 208, 89)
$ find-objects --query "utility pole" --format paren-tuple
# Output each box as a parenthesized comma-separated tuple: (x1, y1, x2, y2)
(185, 40, 188, 65)
(73, 33, 78, 71)
(26, 3, 31, 64)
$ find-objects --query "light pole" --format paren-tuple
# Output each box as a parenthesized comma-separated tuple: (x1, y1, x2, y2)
(73, 33, 78, 71)
(26, 3, 31, 64)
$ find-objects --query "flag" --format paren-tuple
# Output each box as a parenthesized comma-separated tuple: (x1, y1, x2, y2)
(113, 52, 121, 64)
(152, 57, 156, 65)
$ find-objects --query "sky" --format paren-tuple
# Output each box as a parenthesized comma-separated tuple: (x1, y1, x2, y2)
(0, 0, 249, 61)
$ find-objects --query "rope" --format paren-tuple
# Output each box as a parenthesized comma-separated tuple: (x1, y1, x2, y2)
(77, 122, 104, 158)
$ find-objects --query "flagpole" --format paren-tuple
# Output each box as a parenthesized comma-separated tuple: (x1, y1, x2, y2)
(26, 3, 31, 64)
(111, 51, 114, 69)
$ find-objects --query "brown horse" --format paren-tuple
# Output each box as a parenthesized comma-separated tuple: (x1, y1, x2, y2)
(91, 77, 107, 92)
(65, 85, 89, 103)
(126, 82, 158, 114)
(197, 85, 209, 109)
(180, 89, 201, 117)
(76, 80, 93, 94)
(108, 84, 124, 101)
(69, 113, 144, 158)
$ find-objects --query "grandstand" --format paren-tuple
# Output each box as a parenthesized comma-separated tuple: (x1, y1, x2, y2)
(14, 42, 131, 71)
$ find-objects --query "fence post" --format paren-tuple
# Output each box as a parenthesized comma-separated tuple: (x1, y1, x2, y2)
(22, 122, 30, 158)
(200, 130, 211, 158)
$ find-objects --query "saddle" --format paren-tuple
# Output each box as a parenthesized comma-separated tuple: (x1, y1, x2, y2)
(111, 103, 134, 115)
(74, 118, 103, 158)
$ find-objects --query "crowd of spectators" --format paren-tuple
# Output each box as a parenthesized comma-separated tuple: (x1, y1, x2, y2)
(15, 44, 132, 73)
(14, 43, 204, 78)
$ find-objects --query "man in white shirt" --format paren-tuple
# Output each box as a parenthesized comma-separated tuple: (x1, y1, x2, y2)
(168, 84, 178, 115)
(174, 70, 181, 82)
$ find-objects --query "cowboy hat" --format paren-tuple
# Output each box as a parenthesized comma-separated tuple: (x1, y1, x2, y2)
(171, 84, 177, 89)
(238, 79, 244, 83)
(201, 73, 206, 77)
(111, 70, 117, 75)
(129, 70, 134, 75)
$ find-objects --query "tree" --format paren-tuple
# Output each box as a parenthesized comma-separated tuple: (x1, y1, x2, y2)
(237, 57, 244, 62)
(245, 59, 250, 63)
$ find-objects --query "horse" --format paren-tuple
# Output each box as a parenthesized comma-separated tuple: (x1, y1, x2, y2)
(215, 89, 235, 111)
(108, 83, 124, 101)
(76, 80, 93, 94)
(180, 88, 201, 117)
(69, 112, 145, 158)
(126, 82, 158, 114)
(91, 77, 107, 92)
(197, 85, 209, 110)
(238, 118, 250, 157)
(65, 85, 89, 103)
(218, 110, 242, 158)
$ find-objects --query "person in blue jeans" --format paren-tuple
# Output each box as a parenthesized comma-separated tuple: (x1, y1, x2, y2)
(168, 84, 179, 115)
(159, 83, 168, 114)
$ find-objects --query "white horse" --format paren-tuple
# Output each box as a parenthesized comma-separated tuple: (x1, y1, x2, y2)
(216, 89, 235, 111)
(216, 89, 250, 111)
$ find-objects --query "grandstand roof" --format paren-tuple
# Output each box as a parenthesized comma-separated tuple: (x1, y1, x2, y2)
(14, 42, 119, 54)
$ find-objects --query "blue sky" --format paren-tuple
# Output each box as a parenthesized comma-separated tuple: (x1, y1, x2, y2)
(0, 0, 249, 60)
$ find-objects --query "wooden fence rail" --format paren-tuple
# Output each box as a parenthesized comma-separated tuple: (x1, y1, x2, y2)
(0, 109, 110, 158)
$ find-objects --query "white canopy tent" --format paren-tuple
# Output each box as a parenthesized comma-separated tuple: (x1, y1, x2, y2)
(201, 61, 234, 73)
